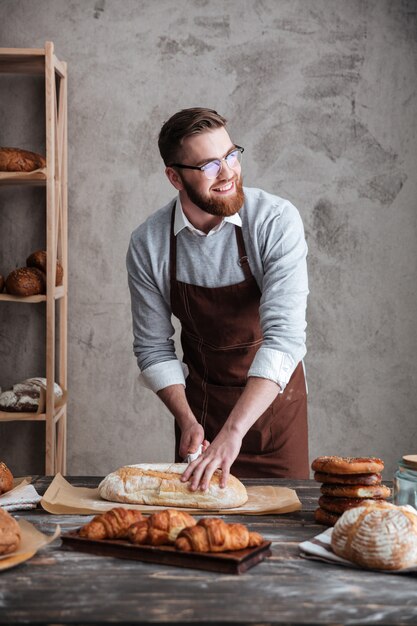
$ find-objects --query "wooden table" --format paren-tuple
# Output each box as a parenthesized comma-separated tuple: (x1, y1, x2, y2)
(1, 477, 416, 626)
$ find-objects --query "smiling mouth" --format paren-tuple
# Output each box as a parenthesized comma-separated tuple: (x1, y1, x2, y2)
(212, 181, 235, 193)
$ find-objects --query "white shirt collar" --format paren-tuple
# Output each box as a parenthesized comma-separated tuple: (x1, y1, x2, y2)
(174, 196, 242, 237)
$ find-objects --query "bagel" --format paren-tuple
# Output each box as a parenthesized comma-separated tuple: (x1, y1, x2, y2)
(311, 456, 384, 475)
(314, 507, 341, 527)
(319, 495, 379, 514)
(320, 484, 391, 499)
(314, 471, 382, 485)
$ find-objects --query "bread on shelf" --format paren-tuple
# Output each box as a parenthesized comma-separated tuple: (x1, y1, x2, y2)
(0, 378, 64, 413)
(0, 147, 46, 172)
(26, 250, 63, 286)
(5, 267, 46, 296)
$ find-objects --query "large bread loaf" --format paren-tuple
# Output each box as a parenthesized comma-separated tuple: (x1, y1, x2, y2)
(98, 463, 248, 509)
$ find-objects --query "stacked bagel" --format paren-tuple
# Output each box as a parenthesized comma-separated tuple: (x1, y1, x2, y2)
(312, 456, 391, 526)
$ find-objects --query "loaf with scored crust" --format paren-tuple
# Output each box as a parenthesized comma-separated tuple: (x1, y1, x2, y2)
(98, 463, 248, 509)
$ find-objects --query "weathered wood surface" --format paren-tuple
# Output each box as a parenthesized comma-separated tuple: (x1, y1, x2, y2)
(1, 476, 416, 626)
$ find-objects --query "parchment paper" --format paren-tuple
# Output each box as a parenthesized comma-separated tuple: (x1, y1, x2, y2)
(0, 519, 61, 572)
(41, 473, 301, 516)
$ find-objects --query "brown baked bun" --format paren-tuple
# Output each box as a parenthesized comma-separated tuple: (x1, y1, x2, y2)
(5, 267, 46, 296)
(314, 507, 341, 527)
(319, 495, 379, 514)
(314, 471, 382, 485)
(0, 508, 21, 555)
(26, 250, 63, 286)
(0, 462, 14, 494)
(0, 274, 4, 292)
(320, 483, 391, 499)
(0, 147, 46, 172)
(312, 456, 384, 475)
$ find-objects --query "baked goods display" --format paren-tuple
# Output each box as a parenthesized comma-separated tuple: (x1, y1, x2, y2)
(175, 517, 264, 553)
(331, 500, 417, 570)
(0, 508, 21, 555)
(128, 509, 196, 546)
(77, 507, 264, 555)
(5, 267, 46, 296)
(0, 147, 46, 172)
(26, 250, 64, 286)
(0, 461, 14, 495)
(3, 250, 64, 296)
(78, 508, 144, 540)
(312, 456, 391, 526)
(0, 378, 63, 413)
(98, 463, 248, 509)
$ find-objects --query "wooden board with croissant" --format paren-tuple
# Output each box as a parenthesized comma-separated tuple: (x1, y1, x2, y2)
(61, 507, 271, 574)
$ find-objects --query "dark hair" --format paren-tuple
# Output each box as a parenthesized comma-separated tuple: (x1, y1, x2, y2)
(158, 107, 227, 165)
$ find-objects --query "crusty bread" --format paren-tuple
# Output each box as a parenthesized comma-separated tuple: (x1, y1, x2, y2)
(331, 500, 417, 570)
(0, 147, 46, 172)
(0, 508, 21, 555)
(0, 462, 14, 494)
(312, 456, 384, 475)
(98, 463, 248, 509)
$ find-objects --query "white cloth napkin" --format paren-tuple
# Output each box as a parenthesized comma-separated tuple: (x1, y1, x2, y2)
(0, 482, 41, 511)
(299, 527, 417, 574)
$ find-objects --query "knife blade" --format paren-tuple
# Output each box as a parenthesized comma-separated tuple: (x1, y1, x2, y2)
(185, 444, 203, 464)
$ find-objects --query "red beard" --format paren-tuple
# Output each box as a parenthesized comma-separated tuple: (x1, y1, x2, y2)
(181, 176, 244, 217)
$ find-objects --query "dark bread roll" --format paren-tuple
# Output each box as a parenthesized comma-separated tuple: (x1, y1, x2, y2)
(320, 483, 391, 499)
(0, 147, 46, 172)
(0, 508, 21, 555)
(0, 274, 4, 292)
(5, 267, 46, 296)
(0, 461, 14, 494)
(314, 507, 341, 527)
(319, 495, 379, 514)
(26, 250, 63, 286)
(314, 471, 382, 485)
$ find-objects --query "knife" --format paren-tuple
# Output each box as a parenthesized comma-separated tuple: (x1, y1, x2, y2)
(185, 444, 203, 464)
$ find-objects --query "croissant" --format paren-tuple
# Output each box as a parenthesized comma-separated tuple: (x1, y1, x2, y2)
(175, 517, 264, 553)
(128, 509, 196, 546)
(79, 507, 144, 540)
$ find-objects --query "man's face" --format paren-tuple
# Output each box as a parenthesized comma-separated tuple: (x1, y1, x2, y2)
(173, 127, 244, 217)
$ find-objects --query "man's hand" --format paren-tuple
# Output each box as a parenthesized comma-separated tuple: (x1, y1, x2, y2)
(179, 422, 209, 460)
(180, 426, 242, 491)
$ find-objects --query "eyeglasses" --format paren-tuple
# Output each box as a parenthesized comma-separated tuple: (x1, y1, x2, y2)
(170, 146, 244, 180)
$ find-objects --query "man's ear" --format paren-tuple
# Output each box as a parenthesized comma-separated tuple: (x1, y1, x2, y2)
(165, 167, 184, 191)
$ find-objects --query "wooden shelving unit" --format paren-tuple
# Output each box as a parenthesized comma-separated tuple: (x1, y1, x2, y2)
(0, 42, 68, 474)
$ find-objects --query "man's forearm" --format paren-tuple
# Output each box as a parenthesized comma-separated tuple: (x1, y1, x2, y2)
(222, 376, 281, 438)
(156, 384, 198, 430)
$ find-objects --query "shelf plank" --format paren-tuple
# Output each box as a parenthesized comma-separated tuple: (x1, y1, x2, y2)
(0, 49, 45, 74)
(0, 168, 47, 186)
(0, 403, 67, 423)
(0, 286, 65, 303)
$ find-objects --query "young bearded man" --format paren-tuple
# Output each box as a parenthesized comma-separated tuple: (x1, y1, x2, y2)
(126, 107, 309, 491)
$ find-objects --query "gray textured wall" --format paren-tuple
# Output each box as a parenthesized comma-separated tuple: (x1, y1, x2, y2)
(0, 0, 416, 480)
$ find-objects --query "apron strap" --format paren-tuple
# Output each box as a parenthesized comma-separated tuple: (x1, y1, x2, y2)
(235, 225, 253, 280)
(169, 202, 177, 286)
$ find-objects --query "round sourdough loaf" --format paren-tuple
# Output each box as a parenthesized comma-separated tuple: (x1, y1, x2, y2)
(98, 463, 248, 509)
(331, 501, 417, 570)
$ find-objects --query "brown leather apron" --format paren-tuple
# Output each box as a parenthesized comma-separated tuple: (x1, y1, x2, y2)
(170, 206, 309, 478)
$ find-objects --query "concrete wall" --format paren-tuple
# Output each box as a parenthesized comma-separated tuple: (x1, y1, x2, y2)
(0, 0, 416, 480)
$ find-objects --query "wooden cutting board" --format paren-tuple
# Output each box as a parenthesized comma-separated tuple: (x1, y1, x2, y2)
(61, 530, 272, 575)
